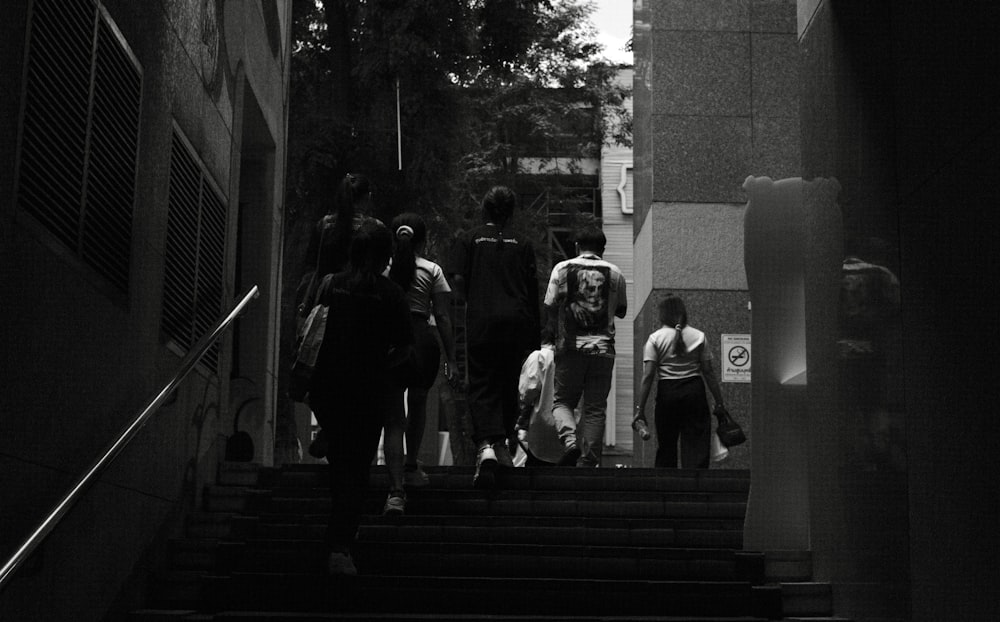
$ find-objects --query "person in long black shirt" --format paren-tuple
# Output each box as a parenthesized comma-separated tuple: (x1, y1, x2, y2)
(449, 186, 540, 488)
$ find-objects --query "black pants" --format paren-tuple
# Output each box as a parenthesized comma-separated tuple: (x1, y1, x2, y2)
(310, 385, 386, 551)
(654, 376, 710, 468)
(466, 340, 529, 446)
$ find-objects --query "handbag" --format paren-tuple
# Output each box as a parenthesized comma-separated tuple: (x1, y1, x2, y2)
(714, 405, 746, 448)
(295, 216, 332, 336)
(289, 277, 331, 402)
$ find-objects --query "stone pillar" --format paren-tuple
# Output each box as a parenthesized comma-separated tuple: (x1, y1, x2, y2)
(742, 176, 811, 551)
(742, 175, 842, 553)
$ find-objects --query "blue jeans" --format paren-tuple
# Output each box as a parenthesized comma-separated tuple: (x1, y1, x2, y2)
(552, 351, 615, 466)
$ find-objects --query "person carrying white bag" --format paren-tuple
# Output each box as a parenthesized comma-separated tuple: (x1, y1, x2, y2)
(515, 345, 573, 466)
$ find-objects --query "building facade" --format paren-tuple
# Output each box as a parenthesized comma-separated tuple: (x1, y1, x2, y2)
(1, 1, 291, 619)
(634, 0, 999, 620)
(599, 67, 636, 459)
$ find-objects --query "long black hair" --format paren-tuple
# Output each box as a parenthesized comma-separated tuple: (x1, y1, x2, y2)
(345, 220, 392, 292)
(388, 212, 427, 291)
(318, 173, 371, 275)
(657, 293, 689, 354)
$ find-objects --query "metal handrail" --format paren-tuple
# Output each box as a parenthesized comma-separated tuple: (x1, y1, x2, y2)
(0, 285, 260, 591)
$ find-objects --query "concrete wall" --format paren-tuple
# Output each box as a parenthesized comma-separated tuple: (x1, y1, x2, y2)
(631, 0, 800, 467)
(0, 1, 290, 619)
(635, 0, 1000, 617)
(799, 2, 1000, 620)
(600, 67, 636, 457)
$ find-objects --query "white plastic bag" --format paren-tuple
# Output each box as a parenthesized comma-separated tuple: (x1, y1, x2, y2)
(711, 431, 730, 463)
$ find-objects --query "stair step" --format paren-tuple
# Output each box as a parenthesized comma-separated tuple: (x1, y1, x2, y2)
(129, 611, 773, 622)
(217, 462, 262, 487)
(185, 513, 238, 539)
(779, 582, 833, 617)
(209, 614, 769, 622)
(360, 515, 744, 549)
(132, 464, 792, 621)
(765, 550, 812, 582)
(149, 571, 211, 607)
(350, 543, 761, 582)
(210, 538, 763, 581)
(185, 513, 259, 541)
(263, 466, 750, 494)
(200, 574, 758, 616)
(203, 487, 268, 513)
(251, 491, 748, 520)
(126, 610, 202, 621)
(245, 515, 743, 549)
(168, 539, 223, 571)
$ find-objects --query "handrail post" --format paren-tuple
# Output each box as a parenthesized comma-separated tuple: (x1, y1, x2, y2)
(0, 286, 260, 592)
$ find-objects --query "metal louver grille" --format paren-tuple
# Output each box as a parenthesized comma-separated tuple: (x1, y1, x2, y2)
(17, 0, 93, 250)
(16, 0, 141, 294)
(163, 134, 201, 353)
(163, 131, 228, 372)
(196, 189, 227, 370)
(80, 16, 142, 292)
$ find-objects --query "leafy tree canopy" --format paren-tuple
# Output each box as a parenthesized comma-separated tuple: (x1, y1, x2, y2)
(287, 0, 631, 262)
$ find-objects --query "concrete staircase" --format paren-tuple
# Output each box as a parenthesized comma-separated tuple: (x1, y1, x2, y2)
(125, 462, 847, 621)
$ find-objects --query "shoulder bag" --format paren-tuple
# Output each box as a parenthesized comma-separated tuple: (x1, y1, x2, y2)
(713, 405, 747, 448)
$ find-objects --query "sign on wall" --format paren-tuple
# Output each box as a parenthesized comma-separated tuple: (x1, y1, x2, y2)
(721, 334, 751, 383)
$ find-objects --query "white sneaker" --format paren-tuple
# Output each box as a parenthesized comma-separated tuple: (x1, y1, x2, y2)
(327, 550, 357, 576)
(473, 444, 498, 488)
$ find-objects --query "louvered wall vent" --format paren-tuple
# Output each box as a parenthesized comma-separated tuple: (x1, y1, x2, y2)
(163, 130, 227, 372)
(15, 0, 141, 294)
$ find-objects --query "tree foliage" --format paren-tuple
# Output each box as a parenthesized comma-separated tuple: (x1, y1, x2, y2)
(277, 0, 631, 461)
(286, 0, 630, 256)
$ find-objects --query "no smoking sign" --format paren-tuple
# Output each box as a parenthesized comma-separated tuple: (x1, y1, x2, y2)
(721, 334, 751, 383)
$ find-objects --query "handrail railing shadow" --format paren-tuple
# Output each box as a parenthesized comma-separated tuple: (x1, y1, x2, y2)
(0, 285, 260, 591)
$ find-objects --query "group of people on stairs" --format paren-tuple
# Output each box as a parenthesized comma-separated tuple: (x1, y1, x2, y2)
(296, 174, 730, 576)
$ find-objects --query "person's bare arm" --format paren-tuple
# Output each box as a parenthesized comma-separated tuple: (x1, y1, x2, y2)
(542, 303, 559, 346)
(636, 360, 656, 422)
(431, 290, 458, 380)
(701, 359, 725, 409)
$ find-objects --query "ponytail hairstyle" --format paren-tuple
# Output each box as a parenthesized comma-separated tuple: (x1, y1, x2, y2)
(389, 212, 426, 291)
(482, 185, 517, 227)
(346, 219, 392, 292)
(323, 173, 372, 273)
(657, 293, 689, 355)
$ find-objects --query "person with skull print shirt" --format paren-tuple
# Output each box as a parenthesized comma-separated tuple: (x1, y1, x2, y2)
(543, 224, 627, 467)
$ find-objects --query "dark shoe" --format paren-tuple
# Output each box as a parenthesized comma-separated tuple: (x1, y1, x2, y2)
(403, 461, 430, 487)
(632, 418, 651, 441)
(309, 429, 328, 459)
(382, 492, 406, 516)
(473, 444, 498, 488)
(327, 550, 357, 576)
(492, 440, 515, 469)
(556, 444, 581, 467)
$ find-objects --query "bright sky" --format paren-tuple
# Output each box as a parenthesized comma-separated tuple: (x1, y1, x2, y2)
(590, 0, 632, 65)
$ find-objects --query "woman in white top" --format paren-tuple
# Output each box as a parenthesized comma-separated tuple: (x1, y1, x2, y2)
(634, 294, 726, 468)
(382, 213, 458, 514)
